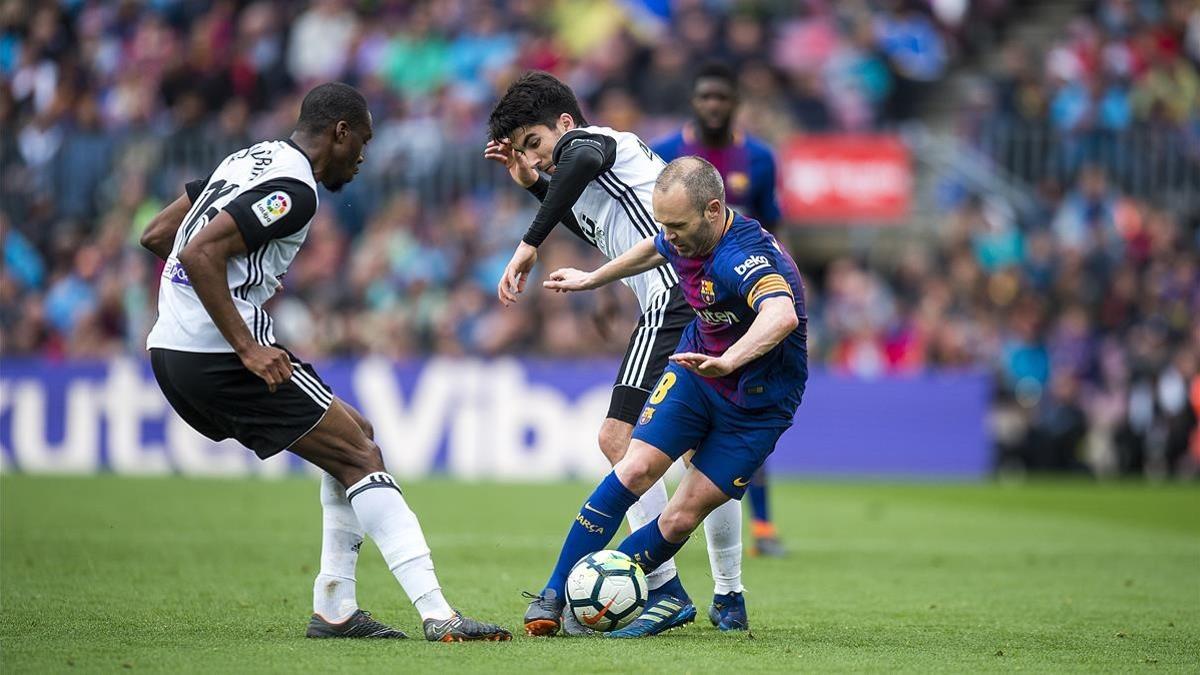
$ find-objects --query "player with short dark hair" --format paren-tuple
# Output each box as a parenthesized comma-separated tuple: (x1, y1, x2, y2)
(653, 61, 788, 561)
(538, 156, 808, 638)
(486, 71, 749, 637)
(140, 82, 510, 643)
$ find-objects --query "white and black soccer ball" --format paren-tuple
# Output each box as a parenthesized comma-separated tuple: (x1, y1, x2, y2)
(565, 550, 647, 632)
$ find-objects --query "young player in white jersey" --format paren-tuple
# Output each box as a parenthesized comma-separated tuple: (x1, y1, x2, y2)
(484, 71, 748, 637)
(141, 82, 510, 642)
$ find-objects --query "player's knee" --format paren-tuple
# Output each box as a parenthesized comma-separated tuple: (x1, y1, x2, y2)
(358, 417, 375, 441)
(340, 436, 385, 478)
(613, 454, 656, 494)
(659, 507, 701, 541)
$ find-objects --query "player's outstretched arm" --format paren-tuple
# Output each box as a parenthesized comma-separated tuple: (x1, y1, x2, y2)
(139, 192, 193, 261)
(177, 212, 293, 391)
(496, 136, 609, 306)
(543, 236, 665, 293)
(672, 296, 798, 377)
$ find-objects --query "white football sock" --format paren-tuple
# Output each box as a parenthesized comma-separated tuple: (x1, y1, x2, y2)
(346, 471, 454, 621)
(313, 473, 363, 623)
(703, 499, 744, 595)
(627, 477, 678, 590)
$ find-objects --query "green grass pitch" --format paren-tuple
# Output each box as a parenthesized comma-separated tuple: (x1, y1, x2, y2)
(2, 475, 1197, 672)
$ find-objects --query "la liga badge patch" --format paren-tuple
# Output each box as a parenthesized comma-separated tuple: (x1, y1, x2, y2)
(252, 191, 291, 226)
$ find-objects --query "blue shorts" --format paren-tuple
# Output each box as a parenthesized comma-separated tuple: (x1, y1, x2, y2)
(631, 363, 797, 499)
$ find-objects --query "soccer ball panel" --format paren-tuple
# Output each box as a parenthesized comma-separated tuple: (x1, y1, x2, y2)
(565, 550, 648, 632)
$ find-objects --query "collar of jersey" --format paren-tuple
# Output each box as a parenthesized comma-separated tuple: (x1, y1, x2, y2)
(284, 138, 315, 171)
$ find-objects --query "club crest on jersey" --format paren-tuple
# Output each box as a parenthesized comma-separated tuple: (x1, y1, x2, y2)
(699, 279, 716, 305)
(252, 191, 290, 227)
(639, 406, 655, 425)
(728, 172, 749, 193)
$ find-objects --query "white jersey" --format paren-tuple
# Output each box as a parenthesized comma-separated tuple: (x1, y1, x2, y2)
(147, 140, 319, 353)
(565, 126, 678, 311)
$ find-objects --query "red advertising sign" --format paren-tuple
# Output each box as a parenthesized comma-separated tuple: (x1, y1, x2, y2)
(779, 135, 912, 223)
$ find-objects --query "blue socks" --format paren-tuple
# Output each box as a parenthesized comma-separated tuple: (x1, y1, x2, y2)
(617, 516, 688, 579)
(748, 480, 770, 524)
(543, 472, 639, 597)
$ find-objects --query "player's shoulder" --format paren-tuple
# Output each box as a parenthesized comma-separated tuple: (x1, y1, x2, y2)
(571, 125, 620, 141)
(714, 213, 776, 269)
(649, 130, 685, 158)
(729, 211, 773, 247)
(224, 139, 317, 189)
(553, 126, 622, 164)
(579, 125, 658, 150)
(741, 134, 777, 163)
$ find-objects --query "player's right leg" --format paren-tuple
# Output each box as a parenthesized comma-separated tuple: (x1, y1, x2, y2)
(307, 399, 398, 637)
(525, 363, 709, 636)
(291, 399, 511, 641)
(599, 287, 698, 607)
(607, 461, 731, 638)
(523, 438, 690, 636)
(598, 413, 687, 602)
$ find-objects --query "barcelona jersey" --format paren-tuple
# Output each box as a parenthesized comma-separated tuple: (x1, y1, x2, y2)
(652, 127, 781, 230)
(653, 208, 808, 409)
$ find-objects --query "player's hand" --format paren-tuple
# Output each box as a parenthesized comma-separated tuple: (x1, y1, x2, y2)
(483, 138, 539, 188)
(670, 352, 736, 378)
(542, 267, 597, 293)
(237, 344, 294, 393)
(498, 242, 538, 306)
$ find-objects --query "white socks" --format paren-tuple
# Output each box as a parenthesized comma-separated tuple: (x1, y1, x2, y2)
(703, 499, 744, 595)
(345, 471, 455, 621)
(313, 473, 364, 623)
(627, 477, 679, 590)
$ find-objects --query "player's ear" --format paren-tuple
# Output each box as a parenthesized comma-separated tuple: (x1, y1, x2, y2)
(706, 198, 723, 219)
(559, 113, 575, 132)
(335, 120, 350, 143)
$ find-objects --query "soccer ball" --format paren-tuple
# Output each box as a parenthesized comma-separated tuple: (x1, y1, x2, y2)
(565, 550, 647, 632)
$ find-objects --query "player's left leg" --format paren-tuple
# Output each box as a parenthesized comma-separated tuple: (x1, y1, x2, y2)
(748, 467, 786, 557)
(309, 400, 369, 627)
(679, 451, 744, 627)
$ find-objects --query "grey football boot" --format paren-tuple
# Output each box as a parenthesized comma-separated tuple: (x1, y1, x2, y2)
(306, 609, 408, 639)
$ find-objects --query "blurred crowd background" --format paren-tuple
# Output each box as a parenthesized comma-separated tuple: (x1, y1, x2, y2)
(1, 0, 1198, 477)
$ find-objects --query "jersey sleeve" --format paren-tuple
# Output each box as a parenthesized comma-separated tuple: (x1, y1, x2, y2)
(222, 178, 318, 252)
(754, 149, 782, 232)
(650, 133, 681, 162)
(185, 172, 213, 202)
(521, 131, 617, 247)
(718, 243, 794, 312)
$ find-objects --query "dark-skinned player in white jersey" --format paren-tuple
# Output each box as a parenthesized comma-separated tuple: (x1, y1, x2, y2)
(484, 71, 750, 637)
(140, 82, 510, 642)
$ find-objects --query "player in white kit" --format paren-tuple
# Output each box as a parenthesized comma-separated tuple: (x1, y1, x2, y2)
(141, 82, 510, 642)
(485, 71, 748, 637)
